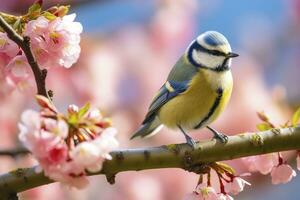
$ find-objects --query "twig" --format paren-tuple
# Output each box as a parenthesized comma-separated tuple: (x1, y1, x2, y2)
(0, 15, 49, 98)
(0, 148, 29, 157)
(0, 126, 299, 197)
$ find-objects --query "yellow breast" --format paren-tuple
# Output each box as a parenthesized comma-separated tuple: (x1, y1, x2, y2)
(158, 69, 233, 130)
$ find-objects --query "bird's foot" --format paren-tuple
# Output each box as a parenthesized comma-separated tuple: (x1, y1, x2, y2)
(213, 132, 228, 143)
(207, 126, 228, 144)
(184, 134, 197, 149)
(178, 125, 196, 149)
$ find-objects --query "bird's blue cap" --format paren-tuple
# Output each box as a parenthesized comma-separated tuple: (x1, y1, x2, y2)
(202, 31, 229, 47)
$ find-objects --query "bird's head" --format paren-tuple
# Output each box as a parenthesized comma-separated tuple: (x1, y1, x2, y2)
(186, 31, 238, 71)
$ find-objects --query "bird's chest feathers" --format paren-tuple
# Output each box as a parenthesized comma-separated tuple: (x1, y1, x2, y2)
(158, 69, 233, 129)
(191, 70, 233, 92)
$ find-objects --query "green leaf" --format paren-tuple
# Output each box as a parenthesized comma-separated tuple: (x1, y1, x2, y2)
(256, 122, 272, 131)
(68, 114, 78, 125)
(56, 5, 70, 17)
(42, 12, 56, 21)
(28, 3, 41, 14)
(78, 103, 90, 118)
(27, 1, 42, 19)
(12, 18, 21, 31)
(292, 107, 300, 127)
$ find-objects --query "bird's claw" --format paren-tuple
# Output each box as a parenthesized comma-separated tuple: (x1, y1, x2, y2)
(178, 125, 196, 149)
(185, 136, 197, 149)
(213, 132, 228, 144)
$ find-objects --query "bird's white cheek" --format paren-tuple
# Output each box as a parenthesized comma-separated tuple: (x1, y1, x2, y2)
(192, 50, 224, 69)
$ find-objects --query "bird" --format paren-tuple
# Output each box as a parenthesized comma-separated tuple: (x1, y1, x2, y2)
(130, 31, 239, 147)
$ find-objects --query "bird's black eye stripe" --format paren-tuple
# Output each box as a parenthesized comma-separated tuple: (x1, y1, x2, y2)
(190, 40, 227, 57)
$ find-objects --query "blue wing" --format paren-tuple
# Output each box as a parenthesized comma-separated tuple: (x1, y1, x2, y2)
(130, 56, 198, 139)
(142, 80, 189, 124)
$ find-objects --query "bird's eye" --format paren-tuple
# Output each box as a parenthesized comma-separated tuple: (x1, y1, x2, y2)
(209, 49, 227, 57)
(192, 42, 227, 57)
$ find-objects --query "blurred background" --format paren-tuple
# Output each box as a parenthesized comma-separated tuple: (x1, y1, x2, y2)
(0, 0, 300, 199)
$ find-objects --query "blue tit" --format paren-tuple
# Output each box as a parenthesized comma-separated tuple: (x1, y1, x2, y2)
(130, 31, 239, 147)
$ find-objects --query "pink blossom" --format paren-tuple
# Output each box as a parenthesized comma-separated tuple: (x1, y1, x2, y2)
(47, 142, 68, 164)
(19, 109, 41, 131)
(70, 141, 104, 172)
(271, 164, 296, 184)
(242, 154, 276, 175)
(200, 188, 219, 200)
(0, 44, 25, 91)
(24, 16, 49, 36)
(18, 99, 119, 189)
(92, 127, 119, 160)
(43, 118, 68, 138)
(87, 108, 102, 121)
(0, 74, 15, 96)
(4, 55, 31, 85)
(182, 192, 199, 200)
(49, 171, 89, 189)
(19, 110, 66, 163)
(68, 104, 79, 113)
(184, 187, 234, 200)
(42, 161, 89, 189)
(199, 187, 219, 200)
(225, 177, 251, 195)
(183, 187, 220, 200)
(0, 32, 19, 57)
(70, 127, 119, 172)
(217, 194, 234, 200)
(24, 14, 82, 69)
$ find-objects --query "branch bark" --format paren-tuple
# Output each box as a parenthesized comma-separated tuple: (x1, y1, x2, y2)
(0, 148, 29, 157)
(0, 126, 299, 197)
(0, 15, 49, 98)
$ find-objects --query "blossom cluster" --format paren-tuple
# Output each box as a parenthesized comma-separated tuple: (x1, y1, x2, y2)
(243, 153, 297, 185)
(19, 96, 118, 188)
(24, 13, 82, 69)
(184, 110, 300, 200)
(184, 163, 251, 200)
(0, 3, 82, 91)
(242, 111, 299, 185)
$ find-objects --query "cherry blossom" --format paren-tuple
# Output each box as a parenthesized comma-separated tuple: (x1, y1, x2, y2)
(24, 14, 82, 69)
(183, 186, 220, 200)
(183, 187, 236, 200)
(18, 96, 118, 188)
(217, 194, 234, 200)
(68, 104, 79, 113)
(0, 32, 19, 58)
(225, 177, 251, 195)
(4, 55, 31, 86)
(198, 187, 220, 200)
(182, 192, 199, 200)
(270, 163, 296, 184)
(242, 154, 277, 175)
(70, 128, 118, 173)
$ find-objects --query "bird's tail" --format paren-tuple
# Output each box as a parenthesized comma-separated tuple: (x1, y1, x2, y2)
(130, 117, 163, 139)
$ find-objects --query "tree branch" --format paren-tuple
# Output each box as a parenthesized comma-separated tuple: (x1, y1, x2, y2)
(0, 15, 49, 98)
(0, 148, 29, 157)
(0, 126, 299, 197)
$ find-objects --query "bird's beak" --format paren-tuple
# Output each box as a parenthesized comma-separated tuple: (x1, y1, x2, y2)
(227, 52, 239, 58)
